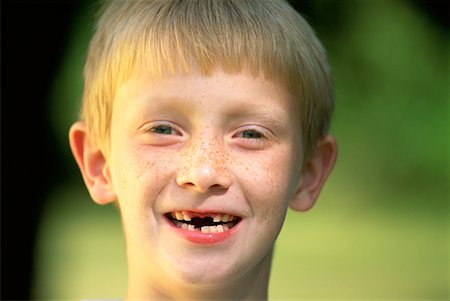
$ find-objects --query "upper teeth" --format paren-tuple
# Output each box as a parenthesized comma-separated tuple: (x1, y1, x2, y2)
(171, 211, 236, 223)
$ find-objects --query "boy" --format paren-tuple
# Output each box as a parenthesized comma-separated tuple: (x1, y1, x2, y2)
(69, 0, 337, 300)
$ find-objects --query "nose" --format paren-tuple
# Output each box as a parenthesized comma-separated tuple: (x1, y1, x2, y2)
(176, 137, 231, 193)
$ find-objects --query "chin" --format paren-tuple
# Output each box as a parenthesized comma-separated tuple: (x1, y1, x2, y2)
(171, 256, 240, 286)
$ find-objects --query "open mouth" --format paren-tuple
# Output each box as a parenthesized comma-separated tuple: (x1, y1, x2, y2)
(165, 211, 241, 233)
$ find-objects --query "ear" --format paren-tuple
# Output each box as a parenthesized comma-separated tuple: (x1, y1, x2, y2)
(68, 122, 116, 205)
(289, 135, 337, 212)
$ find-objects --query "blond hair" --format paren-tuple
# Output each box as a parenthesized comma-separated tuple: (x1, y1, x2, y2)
(81, 0, 333, 157)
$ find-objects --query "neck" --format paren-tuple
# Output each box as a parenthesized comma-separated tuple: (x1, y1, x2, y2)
(125, 248, 273, 301)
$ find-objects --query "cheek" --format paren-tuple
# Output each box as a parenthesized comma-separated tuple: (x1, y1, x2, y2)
(109, 144, 175, 215)
(237, 149, 297, 203)
(234, 148, 298, 231)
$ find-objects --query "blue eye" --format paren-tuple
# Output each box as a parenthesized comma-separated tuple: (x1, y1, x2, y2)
(240, 129, 262, 139)
(150, 125, 176, 135)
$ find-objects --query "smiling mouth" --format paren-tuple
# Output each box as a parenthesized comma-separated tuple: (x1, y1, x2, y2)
(165, 211, 242, 233)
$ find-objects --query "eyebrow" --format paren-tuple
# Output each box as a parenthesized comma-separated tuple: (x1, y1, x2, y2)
(132, 95, 192, 115)
(221, 103, 290, 132)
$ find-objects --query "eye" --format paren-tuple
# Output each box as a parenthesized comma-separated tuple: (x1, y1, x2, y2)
(139, 121, 184, 146)
(149, 124, 181, 136)
(232, 127, 270, 150)
(236, 129, 263, 139)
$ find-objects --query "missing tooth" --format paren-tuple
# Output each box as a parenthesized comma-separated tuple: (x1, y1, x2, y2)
(165, 213, 241, 229)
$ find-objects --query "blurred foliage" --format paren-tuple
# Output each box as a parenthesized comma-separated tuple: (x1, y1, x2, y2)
(34, 0, 448, 299)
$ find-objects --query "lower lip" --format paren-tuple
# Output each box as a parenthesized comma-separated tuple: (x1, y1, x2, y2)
(165, 218, 240, 245)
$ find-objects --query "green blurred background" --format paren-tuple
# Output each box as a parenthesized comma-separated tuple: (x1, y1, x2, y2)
(30, 0, 448, 299)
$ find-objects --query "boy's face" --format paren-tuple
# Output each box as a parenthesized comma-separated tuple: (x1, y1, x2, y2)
(108, 69, 304, 287)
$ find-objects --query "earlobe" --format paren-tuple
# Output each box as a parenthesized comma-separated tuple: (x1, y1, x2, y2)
(289, 135, 337, 212)
(69, 122, 116, 205)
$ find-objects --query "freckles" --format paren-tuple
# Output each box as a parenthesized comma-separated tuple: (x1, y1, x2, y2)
(235, 152, 292, 224)
(242, 161, 288, 196)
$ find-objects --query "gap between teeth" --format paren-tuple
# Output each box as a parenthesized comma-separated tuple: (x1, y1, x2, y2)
(171, 211, 236, 223)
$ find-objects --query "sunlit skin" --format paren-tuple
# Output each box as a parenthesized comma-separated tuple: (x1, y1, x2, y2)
(69, 69, 337, 300)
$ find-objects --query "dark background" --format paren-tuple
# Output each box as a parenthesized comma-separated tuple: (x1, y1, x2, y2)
(1, 0, 448, 299)
(2, 1, 82, 298)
